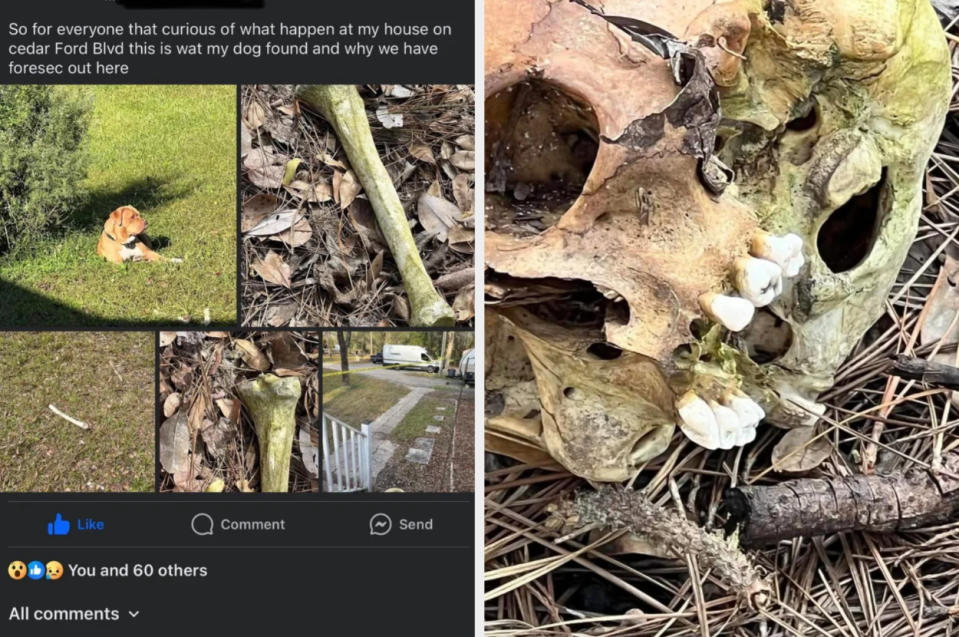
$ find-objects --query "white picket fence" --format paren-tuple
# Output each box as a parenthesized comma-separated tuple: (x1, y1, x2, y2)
(322, 414, 372, 492)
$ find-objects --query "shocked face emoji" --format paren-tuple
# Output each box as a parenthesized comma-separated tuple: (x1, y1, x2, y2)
(45, 561, 63, 580)
(8, 561, 26, 580)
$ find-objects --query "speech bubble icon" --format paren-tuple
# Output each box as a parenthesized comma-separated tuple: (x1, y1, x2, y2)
(369, 513, 392, 536)
(191, 513, 215, 536)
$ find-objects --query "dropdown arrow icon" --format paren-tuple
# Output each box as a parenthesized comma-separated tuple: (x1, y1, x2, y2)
(128, 611, 140, 618)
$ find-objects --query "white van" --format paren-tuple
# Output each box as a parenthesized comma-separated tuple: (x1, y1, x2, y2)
(459, 348, 475, 385)
(382, 344, 439, 373)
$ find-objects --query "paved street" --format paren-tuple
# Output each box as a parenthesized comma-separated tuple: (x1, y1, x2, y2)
(322, 362, 464, 391)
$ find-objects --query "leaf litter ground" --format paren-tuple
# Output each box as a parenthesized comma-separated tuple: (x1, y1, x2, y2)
(240, 84, 475, 327)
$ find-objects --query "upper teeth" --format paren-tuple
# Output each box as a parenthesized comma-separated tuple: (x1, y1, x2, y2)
(676, 390, 765, 450)
(734, 256, 784, 306)
(699, 293, 754, 332)
(750, 232, 804, 277)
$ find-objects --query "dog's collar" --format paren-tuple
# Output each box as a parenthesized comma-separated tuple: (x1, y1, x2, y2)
(105, 232, 137, 247)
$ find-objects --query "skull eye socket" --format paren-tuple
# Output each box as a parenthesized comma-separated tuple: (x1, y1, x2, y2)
(485, 80, 600, 235)
(587, 342, 623, 360)
(817, 170, 886, 273)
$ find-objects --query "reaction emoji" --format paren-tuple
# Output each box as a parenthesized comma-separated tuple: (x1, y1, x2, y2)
(8, 561, 26, 580)
(45, 561, 64, 581)
(27, 561, 45, 580)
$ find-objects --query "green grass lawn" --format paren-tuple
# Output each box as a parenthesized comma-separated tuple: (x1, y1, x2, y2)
(0, 85, 236, 326)
(0, 332, 155, 492)
(392, 393, 457, 442)
(322, 374, 409, 427)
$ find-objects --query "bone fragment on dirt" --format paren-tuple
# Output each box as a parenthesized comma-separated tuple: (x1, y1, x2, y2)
(296, 84, 455, 327)
(237, 374, 302, 493)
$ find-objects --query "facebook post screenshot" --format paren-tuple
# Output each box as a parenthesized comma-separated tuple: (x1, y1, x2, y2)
(6, 0, 959, 636)
(0, 1, 475, 634)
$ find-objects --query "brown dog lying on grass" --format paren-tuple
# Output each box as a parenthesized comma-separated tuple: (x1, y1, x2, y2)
(96, 205, 182, 264)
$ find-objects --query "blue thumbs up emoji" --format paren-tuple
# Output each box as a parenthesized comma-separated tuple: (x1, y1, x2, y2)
(47, 514, 70, 536)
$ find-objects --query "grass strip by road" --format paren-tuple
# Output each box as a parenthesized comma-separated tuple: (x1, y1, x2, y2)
(393, 394, 457, 442)
(322, 374, 409, 428)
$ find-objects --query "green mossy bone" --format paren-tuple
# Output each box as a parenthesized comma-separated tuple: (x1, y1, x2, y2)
(237, 374, 302, 493)
(296, 84, 456, 327)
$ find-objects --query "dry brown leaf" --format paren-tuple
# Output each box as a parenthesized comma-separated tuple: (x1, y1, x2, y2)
(269, 332, 309, 376)
(244, 148, 287, 189)
(241, 193, 282, 232)
(163, 393, 182, 418)
(159, 411, 191, 475)
(452, 284, 475, 321)
(201, 418, 234, 459)
(235, 339, 271, 371)
(264, 303, 297, 327)
(452, 173, 473, 213)
(370, 250, 385, 283)
(334, 170, 361, 209)
(921, 254, 959, 346)
(252, 251, 292, 288)
(417, 193, 461, 242)
(454, 134, 475, 151)
(319, 152, 347, 170)
(448, 223, 474, 254)
(188, 392, 211, 434)
(771, 427, 832, 473)
(348, 200, 386, 251)
(409, 143, 436, 164)
(450, 150, 475, 171)
(244, 101, 267, 129)
(216, 398, 240, 423)
(267, 215, 313, 248)
(159, 332, 176, 347)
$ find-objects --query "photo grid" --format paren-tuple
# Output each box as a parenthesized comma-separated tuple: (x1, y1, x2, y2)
(0, 83, 476, 497)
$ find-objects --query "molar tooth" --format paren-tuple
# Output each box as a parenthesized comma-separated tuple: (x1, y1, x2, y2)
(709, 400, 741, 450)
(750, 231, 804, 272)
(734, 257, 784, 306)
(783, 252, 805, 277)
(699, 293, 755, 332)
(725, 390, 765, 425)
(676, 391, 720, 449)
(736, 425, 757, 446)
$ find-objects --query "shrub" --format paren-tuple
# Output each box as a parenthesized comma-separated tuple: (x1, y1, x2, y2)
(0, 85, 91, 256)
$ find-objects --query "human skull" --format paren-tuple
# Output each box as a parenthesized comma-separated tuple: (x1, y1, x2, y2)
(484, 0, 951, 480)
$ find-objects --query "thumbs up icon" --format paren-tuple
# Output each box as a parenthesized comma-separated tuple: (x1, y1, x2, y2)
(47, 514, 70, 536)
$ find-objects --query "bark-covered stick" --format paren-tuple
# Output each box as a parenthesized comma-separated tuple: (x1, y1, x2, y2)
(724, 452, 959, 545)
(237, 374, 302, 493)
(296, 85, 455, 327)
(891, 355, 959, 390)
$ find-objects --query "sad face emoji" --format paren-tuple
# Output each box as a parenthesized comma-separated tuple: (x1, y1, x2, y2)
(8, 561, 26, 580)
(45, 561, 64, 581)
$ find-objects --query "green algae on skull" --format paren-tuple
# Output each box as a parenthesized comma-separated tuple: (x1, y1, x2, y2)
(713, 0, 951, 421)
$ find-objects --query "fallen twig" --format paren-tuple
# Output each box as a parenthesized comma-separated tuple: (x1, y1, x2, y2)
(724, 451, 959, 545)
(550, 486, 771, 610)
(891, 354, 959, 390)
(48, 404, 90, 430)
